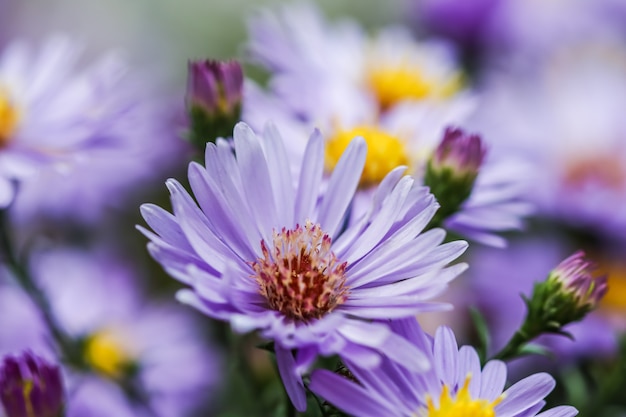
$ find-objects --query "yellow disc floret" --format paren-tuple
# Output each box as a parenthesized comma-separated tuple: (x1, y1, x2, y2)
(423, 376, 503, 417)
(325, 125, 410, 189)
(368, 65, 463, 111)
(84, 330, 134, 379)
(0, 88, 20, 147)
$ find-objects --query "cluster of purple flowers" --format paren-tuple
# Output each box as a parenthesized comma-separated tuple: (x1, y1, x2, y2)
(1, 1, 624, 416)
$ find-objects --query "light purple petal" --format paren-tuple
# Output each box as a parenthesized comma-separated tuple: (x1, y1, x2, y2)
(309, 370, 392, 417)
(497, 373, 555, 417)
(317, 137, 366, 238)
(275, 345, 307, 412)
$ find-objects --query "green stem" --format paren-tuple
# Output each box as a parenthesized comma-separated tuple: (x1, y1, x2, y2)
(492, 329, 530, 361)
(0, 211, 81, 366)
(492, 317, 545, 362)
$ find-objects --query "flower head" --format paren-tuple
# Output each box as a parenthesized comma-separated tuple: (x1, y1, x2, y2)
(309, 319, 578, 417)
(140, 121, 468, 411)
(0, 351, 64, 417)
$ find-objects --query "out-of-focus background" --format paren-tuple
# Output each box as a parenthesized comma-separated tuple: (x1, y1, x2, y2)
(3, 0, 405, 86)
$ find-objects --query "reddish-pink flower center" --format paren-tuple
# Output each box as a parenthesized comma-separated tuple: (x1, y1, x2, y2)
(251, 221, 349, 322)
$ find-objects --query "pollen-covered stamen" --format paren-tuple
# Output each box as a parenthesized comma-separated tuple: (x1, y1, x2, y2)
(251, 221, 349, 322)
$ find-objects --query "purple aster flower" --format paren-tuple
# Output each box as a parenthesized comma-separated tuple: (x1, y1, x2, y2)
(472, 36, 626, 240)
(139, 121, 468, 411)
(0, 35, 189, 220)
(0, 248, 220, 417)
(309, 318, 578, 417)
(0, 351, 64, 417)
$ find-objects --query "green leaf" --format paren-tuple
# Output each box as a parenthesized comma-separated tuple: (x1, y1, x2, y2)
(469, 307, 491, 365)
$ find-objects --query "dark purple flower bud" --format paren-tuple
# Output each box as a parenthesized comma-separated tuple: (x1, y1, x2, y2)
(0, 352, 64, 417)
(185, 59, 244, 148)
(424, 127, 487, 227)
(432, 127, 486, 178)
(186, 59, 243, 116)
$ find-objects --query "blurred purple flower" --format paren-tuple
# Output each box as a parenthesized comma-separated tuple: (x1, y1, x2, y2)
(0, 35, 189, 223)
(310, 319, 577, 417)
(247, 2, 464, 119)
(471, 36, 626, 240)
(0, 351, 64, 417)
(139, 121, 468, 411)
(0, 248, 220, 417)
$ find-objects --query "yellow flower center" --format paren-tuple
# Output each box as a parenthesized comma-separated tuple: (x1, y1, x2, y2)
(325, 125, 410, 189)
(84, 330, 134, 379)
(0, 88, 20, 147)
(367, 65, 462, 111)
(421, 376, 503, 417)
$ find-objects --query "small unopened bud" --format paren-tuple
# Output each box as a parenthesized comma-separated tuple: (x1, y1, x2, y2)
(186, 59, 243, 147)
(0, 352, 64, 417)
(548, 251, 608, 311)
(527, 251, 607, 334)
(424, 127, 486, 227)
(495, 251, 609, 361)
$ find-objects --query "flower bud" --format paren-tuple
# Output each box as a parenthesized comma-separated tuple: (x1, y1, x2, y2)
(186, 59, 243, 147)
(548, 250, 608, 311)
(0, 352, 64, 417)
(527, 251, 607, 333)
(424, 127, 486, 226)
